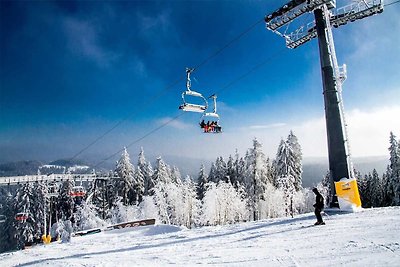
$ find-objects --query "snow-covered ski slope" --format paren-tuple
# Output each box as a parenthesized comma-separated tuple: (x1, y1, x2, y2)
(1, 207, 399, 267)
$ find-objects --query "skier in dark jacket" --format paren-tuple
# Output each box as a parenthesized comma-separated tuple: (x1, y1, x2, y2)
(312, 188, 325, 225)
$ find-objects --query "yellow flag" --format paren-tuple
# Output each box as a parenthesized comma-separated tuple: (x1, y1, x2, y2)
(334, 178, 362, 209)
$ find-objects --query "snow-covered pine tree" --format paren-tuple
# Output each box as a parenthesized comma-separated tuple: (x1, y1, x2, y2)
(381, 170, 392, 207)
(226, 154, 237, 185)
(208, 157, 227, 184)
(109, 197, 129, 224)
(286, 131, 303, 191)
(318, 171, 332, 207)
(152, 157, 174, 224)
(13, 183, 35, 249)
(90, 178, 112, 220)
(235, 155, 247, 187)
(197, 164, 208, 200)
(31, 182, 49, 241)
(387, 132, 400, 206)
(73, 200, 106, 232)
(208, 162, 218, 184)
(171, 166, 182, 185)
(363, 173, 374, 208)
(57, 180, 75, 222)
(201, 181, 249, 225)
(397, 139, 400, 205)
(115, 147, 135, 205)
(244, 138, 271, 220)
(0, 189, 17, 252)
(358, 174, 368, 208)
(152, 157, 172, 185)
(176, 176, 201, 228)
(137, 147, 154, 196)
(274, 139, 297, 217)
(370, 169, 383, 207)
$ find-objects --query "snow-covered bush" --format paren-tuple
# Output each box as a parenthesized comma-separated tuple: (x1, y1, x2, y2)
(201, 182, 248, 226)
(73, 201, 106, 231)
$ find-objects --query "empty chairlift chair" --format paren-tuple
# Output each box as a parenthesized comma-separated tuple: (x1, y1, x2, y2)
(179, 68, 208, 113)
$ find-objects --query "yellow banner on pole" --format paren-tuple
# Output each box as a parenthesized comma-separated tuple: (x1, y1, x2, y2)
(334, 178, 362, 209)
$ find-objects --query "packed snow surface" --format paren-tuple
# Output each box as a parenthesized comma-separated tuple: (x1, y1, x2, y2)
(1, 207, 399, 267)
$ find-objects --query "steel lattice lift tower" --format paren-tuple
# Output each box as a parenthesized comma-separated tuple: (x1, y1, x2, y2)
(265, 0, 384, 208)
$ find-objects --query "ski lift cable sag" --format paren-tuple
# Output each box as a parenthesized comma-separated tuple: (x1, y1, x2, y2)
(384, 0, 400, 7)
(93, 112, 186, 169)
(97, 47, 286, 164)
(68, 17, 266, 162)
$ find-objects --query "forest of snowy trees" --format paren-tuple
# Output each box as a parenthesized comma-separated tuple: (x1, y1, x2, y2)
(1, 131, 400, 253)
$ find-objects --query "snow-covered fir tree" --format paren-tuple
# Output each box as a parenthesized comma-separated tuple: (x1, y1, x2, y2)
(175, 176, 201, 228)
(208, 162, 218, 184)
(73, 200, 106, 232)
(201, 181, 249, 225)
(137, 147, 154, 196)
(244, 138, 272, 221)
(226, 155, 236, 185)
(319, 171, 332, 207)
(57, 180, 75, 222)
(387, 132, 400, 205)
(152, 157, 174, 224)
(171, 166, 182, 185)
(31, 182, 49, 241)
(13, 183, 35, 249)
(0, 189, 17, 253)
(370, 169, 383, 207)
(115, 147, 135, 205)
(89, 179, 112, 220)
(286, 131, 303, 191)
(197, 164, 208, 200)
(357, 173, 369, 208)
(274, 136, 302, 217)
(109, 197, 130, 224)
(209, 157, 227, 183)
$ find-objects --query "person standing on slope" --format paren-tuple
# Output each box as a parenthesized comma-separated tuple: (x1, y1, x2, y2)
(312, 188, 325, 225)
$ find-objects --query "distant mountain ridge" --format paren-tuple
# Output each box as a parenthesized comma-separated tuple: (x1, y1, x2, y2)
(0, 158, 92, 177)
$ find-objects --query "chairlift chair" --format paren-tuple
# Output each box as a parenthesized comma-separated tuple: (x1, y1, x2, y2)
(47, 183, 58, 197)
(199, 94, 222, 133)
(15, 212, 29, 221)
(178, 68, 208, 113)
(70, 186, 86, 197)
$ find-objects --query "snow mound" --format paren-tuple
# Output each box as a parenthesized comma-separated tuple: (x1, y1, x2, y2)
(143, 224, 184, 236)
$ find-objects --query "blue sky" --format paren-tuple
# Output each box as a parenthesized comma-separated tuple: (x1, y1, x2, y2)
(1, 0, 399, 164)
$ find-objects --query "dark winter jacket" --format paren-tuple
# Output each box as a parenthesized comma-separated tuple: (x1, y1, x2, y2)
(314, 193, 324, 210)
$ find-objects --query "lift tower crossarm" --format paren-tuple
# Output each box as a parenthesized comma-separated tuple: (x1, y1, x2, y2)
(265, 0, 336, 31)
(282, 0, 384, 49)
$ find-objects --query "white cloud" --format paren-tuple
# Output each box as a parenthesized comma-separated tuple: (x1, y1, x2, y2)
(292, 105, 400, 157)
(63, 17, 118, 67)
(247, 123, 287, 130)
(156, 117, 191, 130)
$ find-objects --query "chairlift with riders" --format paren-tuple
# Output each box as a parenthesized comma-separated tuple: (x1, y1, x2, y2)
(70, 186, 86, 197)
(178, 68, 223, 133)
(200, 94, 222, 133)
(15, 212, 29, 221)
